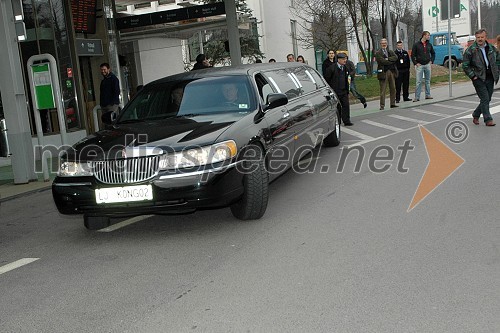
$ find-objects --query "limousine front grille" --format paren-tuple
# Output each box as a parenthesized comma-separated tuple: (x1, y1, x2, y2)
(93, 156, 160, 184)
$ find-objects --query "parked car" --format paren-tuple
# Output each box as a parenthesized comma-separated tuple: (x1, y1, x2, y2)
(52, 63, 341, 230)
(429, 31, 464, 69)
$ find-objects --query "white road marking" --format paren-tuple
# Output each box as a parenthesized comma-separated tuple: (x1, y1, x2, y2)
(0, 258, 40, 275)
(341, 127, 374, 140)
(388, 114, 429, 124)
(98, 215, 154, 232)
(491, 96, 500, 100)
(455, 99, 479, 105)
(411, 108, 448, 117)
(361, 119, 404, 132)
(347, 108, 474, 148)
(458, 105, 500, 119)
(297, 156, 320, 166)
(433, 103, 470, 111)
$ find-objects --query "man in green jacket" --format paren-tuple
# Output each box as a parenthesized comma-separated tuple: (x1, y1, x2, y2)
(462, 28, 500, 126)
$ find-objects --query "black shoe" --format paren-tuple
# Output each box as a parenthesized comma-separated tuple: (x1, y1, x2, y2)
(344, 122, 353, 126)
(413, 99, 419, 102)
(363, 102, 367, 108)
(395, 100, 400, 103)
(403, 98, 412, 101)
(390, 105, 399, 108)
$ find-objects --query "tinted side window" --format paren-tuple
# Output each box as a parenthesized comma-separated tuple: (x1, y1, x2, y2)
(290, 67, 317, 95)
(308, 69, 327, 88)
(255, 73, 276, 103)
(263, 69, 301, 100)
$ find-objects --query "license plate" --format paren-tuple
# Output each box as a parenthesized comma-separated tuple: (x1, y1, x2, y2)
(95, 185, 153, 204)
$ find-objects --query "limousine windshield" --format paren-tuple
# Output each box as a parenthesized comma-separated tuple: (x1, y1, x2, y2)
(118, 75, 258, 123)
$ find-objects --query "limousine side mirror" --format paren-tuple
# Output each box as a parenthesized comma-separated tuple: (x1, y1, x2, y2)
(264, 93, 288, 112)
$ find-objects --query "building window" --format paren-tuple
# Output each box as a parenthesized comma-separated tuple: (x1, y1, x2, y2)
(290, 20, 298, 59)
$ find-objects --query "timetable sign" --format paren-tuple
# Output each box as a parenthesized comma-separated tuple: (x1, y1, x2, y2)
(71, 0, 97, 34)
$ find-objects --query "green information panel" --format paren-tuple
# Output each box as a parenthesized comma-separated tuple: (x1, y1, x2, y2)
(32, 63, 55, 110)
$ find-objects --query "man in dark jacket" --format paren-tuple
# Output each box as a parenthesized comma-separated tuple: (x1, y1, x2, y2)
(375, 38, 398, 110)
(411, 31, 435, 101)
(99, 63, 120, 114)
(324, 53, 353, 126)
(192, 54, 211, 70)
(395, 41, 412, 103)
(462, 29, 500, 126)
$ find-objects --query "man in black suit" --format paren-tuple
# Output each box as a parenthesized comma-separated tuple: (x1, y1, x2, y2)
(324, 52, 353, 126)
(395, 41, 412, 103)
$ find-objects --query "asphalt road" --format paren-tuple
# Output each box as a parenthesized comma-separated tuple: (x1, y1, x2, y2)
(1, 93, 500, 332)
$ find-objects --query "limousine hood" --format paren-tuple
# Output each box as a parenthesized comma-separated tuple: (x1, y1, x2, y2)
(69, 117, 236, 161)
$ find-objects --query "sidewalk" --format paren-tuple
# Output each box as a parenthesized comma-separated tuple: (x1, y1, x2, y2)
(0, 80, 478, 203)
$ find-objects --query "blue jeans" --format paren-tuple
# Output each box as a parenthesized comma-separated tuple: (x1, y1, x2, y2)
(415, 63, 431, 100)
(472, 77, 495, 122)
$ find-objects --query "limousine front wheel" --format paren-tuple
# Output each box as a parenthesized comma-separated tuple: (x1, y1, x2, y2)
(230, 145, 269, 220)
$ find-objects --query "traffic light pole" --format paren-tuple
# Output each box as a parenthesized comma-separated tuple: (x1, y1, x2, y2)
(224, 0, 242, 66)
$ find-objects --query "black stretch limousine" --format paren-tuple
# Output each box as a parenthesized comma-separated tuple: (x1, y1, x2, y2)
(52, 63, 341, 230)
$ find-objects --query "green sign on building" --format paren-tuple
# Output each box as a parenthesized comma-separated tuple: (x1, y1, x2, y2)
(31, 63, 55, 110)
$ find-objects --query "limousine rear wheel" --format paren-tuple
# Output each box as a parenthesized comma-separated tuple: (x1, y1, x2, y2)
(84, 215, 110, 230)
(230, 145, 269, 220)
(323, 117, 340, 147)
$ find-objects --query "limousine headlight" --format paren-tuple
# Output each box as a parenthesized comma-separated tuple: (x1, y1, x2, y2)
(159, 140, 237, 170)
(58, 161, 94, 177)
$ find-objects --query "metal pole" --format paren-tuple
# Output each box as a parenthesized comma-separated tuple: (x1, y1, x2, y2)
(448, 0, 452, 97)
(477, 0, 481, 29)
(224, 0, 242, 66)
(0, 0, 37, 184)
(93, 105, 101, 132)
(385, 0, 393, 49)
(435, 0, 439, 31)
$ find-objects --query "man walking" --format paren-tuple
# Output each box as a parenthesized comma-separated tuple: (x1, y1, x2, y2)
(345, 55, 367, 108)
(462, 28, 500, 126)
(99, 63, 120, 114)
(411, 31, 435, 101)
(375, 38, 398, 110)
(395, 41, 412, 103)
(324, 53, 353, 126)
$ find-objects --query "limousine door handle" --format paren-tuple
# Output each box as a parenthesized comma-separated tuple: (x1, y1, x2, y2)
(282, 111, 290, 118)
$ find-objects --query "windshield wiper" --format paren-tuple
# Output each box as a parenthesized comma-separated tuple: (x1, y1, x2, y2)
(174, 113, 201, 118)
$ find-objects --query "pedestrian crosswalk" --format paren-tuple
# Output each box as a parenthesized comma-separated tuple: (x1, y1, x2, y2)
(341, 127, 374, 140)
(388, 114, 428, 124)
(411, 108, 448, 117)
(458, 104, 500, 119)
(341, 94, 500, 144)
(361, 119, 404, 132)
(433, 103, 470, 111)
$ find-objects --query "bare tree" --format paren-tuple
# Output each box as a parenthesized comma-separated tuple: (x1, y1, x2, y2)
(289, 0, 348, 51)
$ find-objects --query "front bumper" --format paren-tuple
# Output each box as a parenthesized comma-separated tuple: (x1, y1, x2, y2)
(52, 164, 244, 217)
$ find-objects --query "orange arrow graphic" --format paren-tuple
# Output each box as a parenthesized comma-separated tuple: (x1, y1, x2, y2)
(408, 125, 465, 212)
